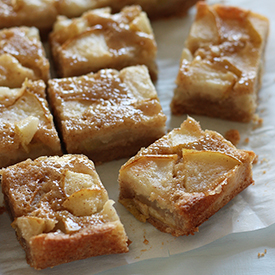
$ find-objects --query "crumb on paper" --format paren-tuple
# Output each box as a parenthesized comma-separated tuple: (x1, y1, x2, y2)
(143, 239, 149, 245)
(252, 114, 263, 129)
(260, 158, 268, 164)
(143, 236, 149, 245)
(244, 137, 250, 144)
(258, 249, 267, 258)
(224, 129, 240, 146)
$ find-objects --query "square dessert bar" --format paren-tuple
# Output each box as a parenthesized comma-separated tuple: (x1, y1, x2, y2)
(49, 5, 158, 81)
(170, 2, 269, 122)
(0, 26, 50, 88)
(57, 0, 201, 20)
(0, 0, 58, 33)
(119, 117, 256, 236)
(1, 154, 129, 269)
(0, 79, 62, 168)
(47, 65, 167, 164)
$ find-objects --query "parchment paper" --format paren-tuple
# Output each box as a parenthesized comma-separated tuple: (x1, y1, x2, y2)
(1, 0, 275, 274)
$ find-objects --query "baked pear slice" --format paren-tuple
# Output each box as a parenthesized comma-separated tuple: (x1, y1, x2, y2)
(181, 149, 241, 193)
(119, 116, 256, 236)
(2, 155, 129, 269)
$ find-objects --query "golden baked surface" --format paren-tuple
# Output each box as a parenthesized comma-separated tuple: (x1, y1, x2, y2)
(0, 0, 58, 32)
(0, 79, 62, 168)
(171, 2, 269, 122)
(119, 117, 256, 236)
(0, 0, 199, 32)
(0, 26, 50, 88)
(47, 65, 167, 164)
(1, 154, 129, 269)
(49, 6, 158, 80)
(57, 0, 200, 19)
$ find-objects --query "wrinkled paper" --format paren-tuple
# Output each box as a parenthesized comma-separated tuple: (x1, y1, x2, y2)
(1, 0, 275, 274)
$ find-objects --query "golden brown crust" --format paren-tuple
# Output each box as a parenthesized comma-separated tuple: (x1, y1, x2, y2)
(1, 155, 129, 269)
(49, 6, 158, 81)
(47, 65, 166, 164)
(27, 222, 128, 269)
(224, 129, 240, 146)
(0, 0, 58, 33)
(0, 27, 50, 88)
(119, 117, 256, 236)
(170, 2, 269, 122)
(0, 0, 200, 35)
(0, 79, 62, 168)
(57, 0, 201, 20)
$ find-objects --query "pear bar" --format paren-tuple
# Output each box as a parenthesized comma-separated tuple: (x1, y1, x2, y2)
(57, 0, 200, 20)
(0, 79, 62, 168)
(47, 65, 166, 164)
(49, 6, 158, 81)
(0, 0, 200, 32)
(170, 2, 269, 122)
(1, 154, 129, 269)
(0, 26, 50, 88)
(119, 117, 256, 236)
(0, 0, 58, 33)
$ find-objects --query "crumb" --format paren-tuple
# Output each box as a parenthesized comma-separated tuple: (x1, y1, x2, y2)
(244, 137, 250, 144)
(224, 129, 240, 146)
(263, 171, 266, 174)
(143, 236, 149, 245)
(127, 239, 132, 246)
(260, 158, 268, 164)
(258, 249, 267, 258)
(252, 114, 263, 129)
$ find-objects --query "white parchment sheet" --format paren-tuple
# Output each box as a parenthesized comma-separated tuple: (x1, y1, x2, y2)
(1, 0, 275, 274)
